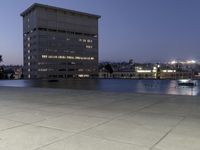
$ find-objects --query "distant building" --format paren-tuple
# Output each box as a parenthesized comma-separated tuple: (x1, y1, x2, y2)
(21, 3, 100, 79)
(2, 65, 23, 79)
(99, 71, 135, 79)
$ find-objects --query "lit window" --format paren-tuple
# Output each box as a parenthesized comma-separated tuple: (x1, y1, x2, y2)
(28, 56, 30, 60)
(28, 69, 30, 72)
(86, 45, 93, 49)
(67, 56, 74, 59)
(58, 56, 66, 59)
(78, 69, 84, 72)
(48, 56, 57, 59)
(42, 55, 48, 58)
(87, 39, 92, 43)
(78, 74, 90, 78)
(28, 62, 30, 66)
(75, 56, 81, 60)
(38, 68, 48, 72)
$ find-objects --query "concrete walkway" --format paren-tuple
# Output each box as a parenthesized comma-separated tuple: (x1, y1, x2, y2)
(0, 86, 199, 150)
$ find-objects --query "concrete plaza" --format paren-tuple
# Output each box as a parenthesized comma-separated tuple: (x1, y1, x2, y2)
(0, 86, 199, 150)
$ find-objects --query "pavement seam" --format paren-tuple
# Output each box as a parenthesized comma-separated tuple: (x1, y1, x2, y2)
(149, 116, 186, 150)
(28, 98, 163, 149)
(0, 124, 28, 132)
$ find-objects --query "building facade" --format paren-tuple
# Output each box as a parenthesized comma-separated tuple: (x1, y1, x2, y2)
(21, 3, 100, 79)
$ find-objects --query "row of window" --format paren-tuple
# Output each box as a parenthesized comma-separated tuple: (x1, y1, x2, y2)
(38, 62, 77, 65)
(24, 28, 98, 38)
(86, 45, 93, 49)
(38, 68, 92, 72)
(42, 49, 75, 53)
(41, 55, 95, 60)
(79, 38, 93, 43)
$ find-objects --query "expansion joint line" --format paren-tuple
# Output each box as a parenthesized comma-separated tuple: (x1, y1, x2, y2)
(149, 116, 186, 150)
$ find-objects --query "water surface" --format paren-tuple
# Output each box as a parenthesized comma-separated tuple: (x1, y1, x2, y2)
(0, 79, 199, 96)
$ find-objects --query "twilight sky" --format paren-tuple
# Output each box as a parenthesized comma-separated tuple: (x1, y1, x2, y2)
(0, 0, 200, 65)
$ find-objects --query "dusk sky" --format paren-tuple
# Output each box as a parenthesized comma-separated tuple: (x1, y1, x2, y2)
(0, 0, 200, 65)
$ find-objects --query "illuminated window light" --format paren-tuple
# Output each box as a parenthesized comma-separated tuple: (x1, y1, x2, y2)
(78, 74, 90, 78)
(67, 56, 74, 59)
(42, 55, 48, 58)
(162, 70, 176, 73)
(86, 45, 93, 49)
(48, 56, 57, 59)
(136, 70, 152, 73)
(38, 68, 48, 72)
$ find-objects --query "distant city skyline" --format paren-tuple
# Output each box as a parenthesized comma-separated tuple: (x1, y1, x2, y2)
(0, 0, 200, 65)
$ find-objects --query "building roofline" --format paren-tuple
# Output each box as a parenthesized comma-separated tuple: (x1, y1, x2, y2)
(20, 3, 101, 19)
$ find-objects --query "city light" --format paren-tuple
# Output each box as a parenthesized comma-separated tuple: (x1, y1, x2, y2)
(170, 60, 177, 64)
(178, 79, 191, 83)
(169, 60, 197, 65)
(162, 70, 176, 73)
(186, 60, 196, 64)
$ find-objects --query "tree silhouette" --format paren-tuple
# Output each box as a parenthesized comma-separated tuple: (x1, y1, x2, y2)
(0, 67, 4, 79)
(105, 64, 113, 74)
(0, 55, 2, 63)
(104, 63, 113, 78)
(0, 55, 4, 79)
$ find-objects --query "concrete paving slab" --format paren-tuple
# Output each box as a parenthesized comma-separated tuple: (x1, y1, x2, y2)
(0, 125, 74, 150)
(0, 106, 24, 116)
(141, 102, 193, 116)
(0, 86, 200, 150)
(117, 112, 183, 132)
(83, 118, 173, 147)
(0, 110, 65, 124)
(35, 114, 109, 132)
(0, 118, 24, 131)
(37, 134, 148, 150)
(155, 116, 200, 150)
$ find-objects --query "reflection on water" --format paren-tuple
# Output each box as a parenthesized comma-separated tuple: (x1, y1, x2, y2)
(0, 79, 199, 96)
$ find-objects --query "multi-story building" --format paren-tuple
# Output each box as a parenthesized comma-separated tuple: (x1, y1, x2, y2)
(21, 3, 100, 79)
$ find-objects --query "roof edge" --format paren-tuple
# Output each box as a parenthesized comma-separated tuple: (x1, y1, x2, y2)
(20, 3, 101, 19)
